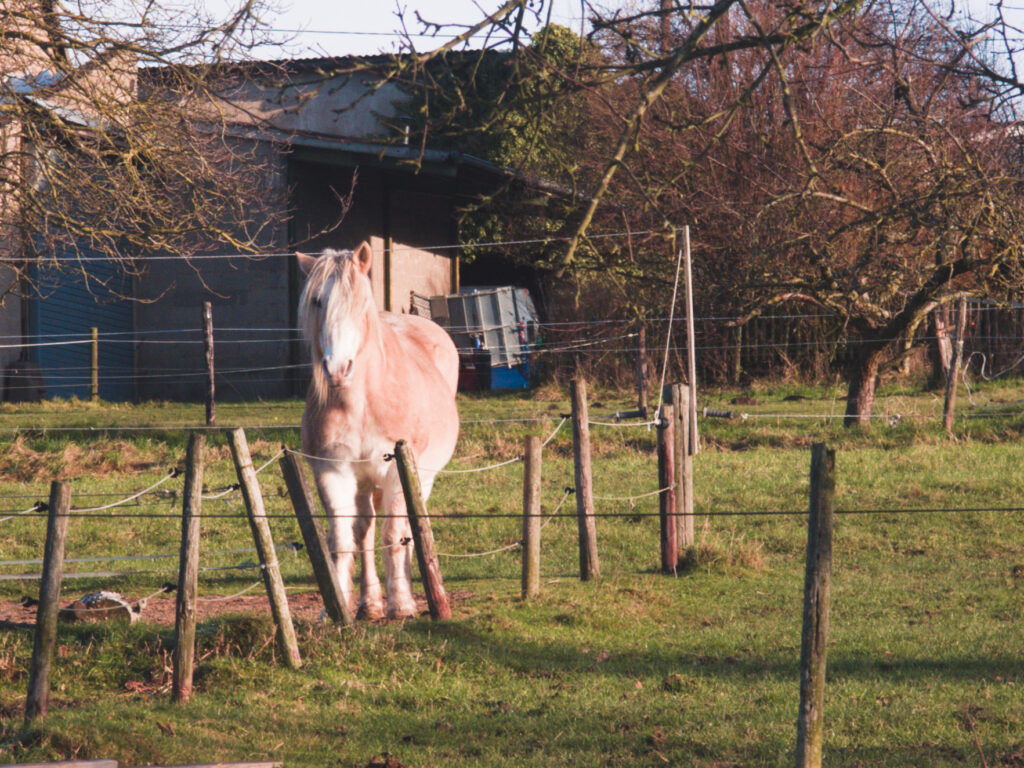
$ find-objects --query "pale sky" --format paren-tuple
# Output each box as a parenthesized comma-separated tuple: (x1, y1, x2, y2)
(244, 0, 1022, 80)
(253, 0, 589, 58)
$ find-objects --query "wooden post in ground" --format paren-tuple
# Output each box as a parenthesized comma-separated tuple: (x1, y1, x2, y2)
(795, 443, 836, 768)
(672, 384, 695, 550)
(393, 440, 451, 620)
(682, 226, 699, 455)
(25, 480, 72, 725)
(570, 377, 599, 581)
(203, 301, 215, 426)
(636, 322, 649, 418)
(90, 327, 99, 402)
(173, 432, 205, 704)
(521, 435, 542, 599)
(229, 428, 302, 669)
(278, 450, 353, 626)
(657, 402, 677, 574)
(944, 295, 968, 433)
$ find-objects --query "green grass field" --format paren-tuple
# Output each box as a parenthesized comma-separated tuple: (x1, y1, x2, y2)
(1, 378, 1023, 766)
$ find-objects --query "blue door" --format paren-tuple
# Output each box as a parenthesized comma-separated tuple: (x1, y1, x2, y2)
(28, 255, 135, 402)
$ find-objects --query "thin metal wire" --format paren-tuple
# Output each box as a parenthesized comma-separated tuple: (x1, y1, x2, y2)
(435, 455, 523, 474)
(197, 581, 263, 602)
(542, 418, 568, 446)
(655, 241, 685, 422)
(437, 488, 574, 558)
(72, 471, 177, 513)
(593, 485, 673, 502)
(0, 504, 42, 524)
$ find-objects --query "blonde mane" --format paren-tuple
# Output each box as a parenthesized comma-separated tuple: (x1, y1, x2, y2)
(298, 248, 382, 406)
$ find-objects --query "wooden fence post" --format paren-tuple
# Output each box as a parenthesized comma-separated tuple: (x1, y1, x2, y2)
(636, 322, 649, 418)
(570, 377, 600, 581)
(203, 301, 215, 426)
(25, 480, 72, 725)
(173, 432, 205, 704)
(393, 440, 451, 620)
(229, 428, 302, 670)
(521, 435, 542, 599)
(278, 450, 353, 626)
(657, 403, 677, 574)
(795, 443, 836, 768)
(90, 327, 99, 402)
(944, 295, 968, 432)
(682, 225, 699, 455)
(674, 384, 695, 550)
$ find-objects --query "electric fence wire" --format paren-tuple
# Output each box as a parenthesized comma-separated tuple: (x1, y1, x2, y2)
(4, 504, 1024, 521)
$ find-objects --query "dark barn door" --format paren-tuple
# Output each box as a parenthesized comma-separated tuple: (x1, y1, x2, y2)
(29, 256, 135, 402)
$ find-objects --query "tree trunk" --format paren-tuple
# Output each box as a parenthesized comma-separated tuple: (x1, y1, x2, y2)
(844, 348, 885, 427)
(926, 307, 952, 390)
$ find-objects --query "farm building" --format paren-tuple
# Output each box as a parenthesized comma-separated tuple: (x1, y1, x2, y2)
(1, 51, 556, 402)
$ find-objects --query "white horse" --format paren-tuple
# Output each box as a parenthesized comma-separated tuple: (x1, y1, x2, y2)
(297, 242, 459, 619)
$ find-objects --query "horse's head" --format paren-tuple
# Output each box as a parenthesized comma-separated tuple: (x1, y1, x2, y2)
(297, 242, 379, 400)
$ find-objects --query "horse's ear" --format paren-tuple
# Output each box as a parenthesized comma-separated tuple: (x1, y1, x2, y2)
(354, 241, 373, 275)
(296, 251, 318, 275)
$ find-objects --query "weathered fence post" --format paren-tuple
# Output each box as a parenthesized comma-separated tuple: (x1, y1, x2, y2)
(943, 294, 968, 432)
(657, 402, 678, 574)
(673, 384, 695, 550)
(279, 450, 353, 626)
(682, 225, 699, 455)
(393, 440, 451, 620)
(203, 301, 215, 426)
(795, 443, 836, 768)
(90, 327, 99, 402)
(570, 377, 599, 581)
(173, 432, 205, 704)
(25, 480, 72, 725)
(229, 428, 302, 669)
(521, 435, 542, 599)
(636, 322, 649, 418)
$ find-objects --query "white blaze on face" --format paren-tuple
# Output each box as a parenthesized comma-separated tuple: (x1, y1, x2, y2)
(317, 273, 361, 388)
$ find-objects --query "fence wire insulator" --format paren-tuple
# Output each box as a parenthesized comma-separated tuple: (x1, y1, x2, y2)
(565, 487, 576, 495)
(383, 453, 395, 462)
(169, 467, 182, 478)
(36, 501, 48, 512)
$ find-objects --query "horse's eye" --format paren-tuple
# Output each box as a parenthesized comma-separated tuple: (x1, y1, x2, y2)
(313, 296, 322, 308)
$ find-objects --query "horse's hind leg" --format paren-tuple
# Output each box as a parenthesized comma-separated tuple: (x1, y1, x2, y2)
(380, 470, 416, 619)
(354, 491, 384, 619)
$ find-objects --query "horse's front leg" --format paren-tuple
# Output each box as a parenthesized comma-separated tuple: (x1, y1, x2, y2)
(313, 468, 360, 614)
(354, 491, 384, 619)
(380, 469, 417, 619)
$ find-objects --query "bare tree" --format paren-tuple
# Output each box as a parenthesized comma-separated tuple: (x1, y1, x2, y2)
(391, 0, 1024, 425)
(0, 0, 284, 299)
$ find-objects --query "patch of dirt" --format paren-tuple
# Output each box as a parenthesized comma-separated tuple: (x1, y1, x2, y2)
(0, 589, 464, 629)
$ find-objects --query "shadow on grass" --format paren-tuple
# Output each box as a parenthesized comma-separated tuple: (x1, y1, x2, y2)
(405, 618, 1024, 687)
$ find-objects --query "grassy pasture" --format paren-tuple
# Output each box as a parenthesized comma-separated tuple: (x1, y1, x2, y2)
(0, 379, 1023, 766)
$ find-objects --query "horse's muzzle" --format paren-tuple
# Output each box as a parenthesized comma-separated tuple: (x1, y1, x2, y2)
(323, 358, 354, 388)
